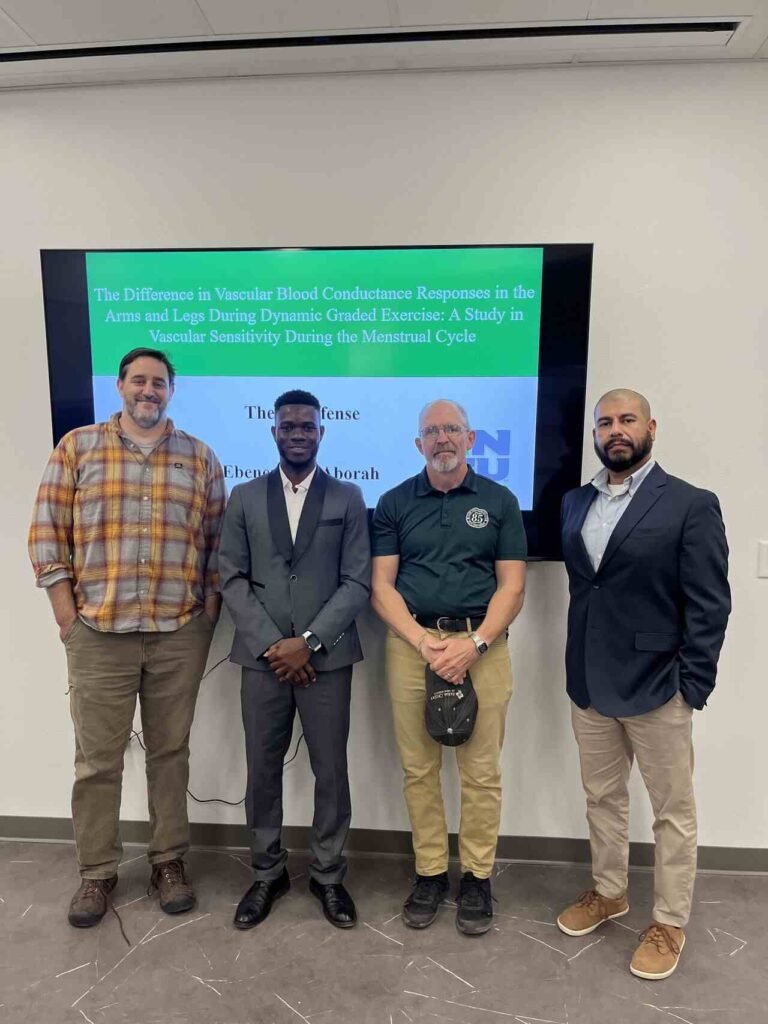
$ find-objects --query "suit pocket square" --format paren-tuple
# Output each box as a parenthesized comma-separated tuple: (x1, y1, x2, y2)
(634, 632, 679, 652)
(318, 518, 343, 527)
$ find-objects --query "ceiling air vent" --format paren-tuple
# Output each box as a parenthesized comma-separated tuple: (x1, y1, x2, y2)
(0, 20, 742, 65)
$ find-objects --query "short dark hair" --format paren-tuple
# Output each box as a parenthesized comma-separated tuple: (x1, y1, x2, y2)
(274, 389, 320, 412)
(118, 348, 176, 387)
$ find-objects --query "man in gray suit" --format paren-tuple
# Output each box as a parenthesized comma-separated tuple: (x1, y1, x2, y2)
(219, 390, 371, 930)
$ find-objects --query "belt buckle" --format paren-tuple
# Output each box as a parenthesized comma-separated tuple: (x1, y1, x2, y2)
(436, 616, 454, 635)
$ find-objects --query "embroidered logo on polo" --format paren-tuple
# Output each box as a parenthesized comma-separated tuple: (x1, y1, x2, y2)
(465, 507, 490, 529)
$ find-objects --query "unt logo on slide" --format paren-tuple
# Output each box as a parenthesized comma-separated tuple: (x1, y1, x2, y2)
(467, 430, 511, 482)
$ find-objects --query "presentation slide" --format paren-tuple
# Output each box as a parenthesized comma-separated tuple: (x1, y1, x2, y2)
(85, 247, 543, 508)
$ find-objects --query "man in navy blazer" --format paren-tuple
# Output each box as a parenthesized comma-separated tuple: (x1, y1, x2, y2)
(556, 389, 730, 981)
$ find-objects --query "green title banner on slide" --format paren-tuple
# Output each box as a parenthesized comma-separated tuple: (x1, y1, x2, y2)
(86, 248, 543, 378)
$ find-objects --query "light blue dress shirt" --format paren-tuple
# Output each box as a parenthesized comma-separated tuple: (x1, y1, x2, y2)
(580, 459, 656, 573)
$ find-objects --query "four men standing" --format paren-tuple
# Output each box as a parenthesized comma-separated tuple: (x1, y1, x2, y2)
(30, 364, 730, 974)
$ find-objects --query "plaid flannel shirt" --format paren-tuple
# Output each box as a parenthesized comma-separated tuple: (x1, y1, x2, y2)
(28, 413, 226, 632)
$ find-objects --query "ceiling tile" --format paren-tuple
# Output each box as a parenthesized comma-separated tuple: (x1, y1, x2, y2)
(723, 11, 768, 55)
(196, 0, 393, 35)
(588, 0, 756, 16)
(397, 1, 590, 25)
(0, 0, 211, 45)
(0, 8, 34, 46)
(0, 0, 765, 88)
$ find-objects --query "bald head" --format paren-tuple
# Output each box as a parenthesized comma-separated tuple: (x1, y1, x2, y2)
(592, 388, 656, 479)
(594, 389, 651, 423)
(418, 399, 470, 431)
(415, 398, 475, 480)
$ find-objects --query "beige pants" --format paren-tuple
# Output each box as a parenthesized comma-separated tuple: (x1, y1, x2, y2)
(64, 613, 214, 878)
(386, 629, 513, 879)
(571, 692, 697, 928)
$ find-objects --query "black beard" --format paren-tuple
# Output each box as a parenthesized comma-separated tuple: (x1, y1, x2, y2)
(594, 431, 653, 472)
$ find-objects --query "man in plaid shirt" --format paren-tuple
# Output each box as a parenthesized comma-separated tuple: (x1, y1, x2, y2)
(29, 347, 226, 930)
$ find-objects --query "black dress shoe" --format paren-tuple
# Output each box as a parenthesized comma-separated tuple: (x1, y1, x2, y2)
(233, 869, 290, 930)
(309, 878, 357, 928)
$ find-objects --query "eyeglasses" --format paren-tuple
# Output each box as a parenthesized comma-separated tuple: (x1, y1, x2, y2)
(419, 424, 467, 439)
(277, 423, 318, 435)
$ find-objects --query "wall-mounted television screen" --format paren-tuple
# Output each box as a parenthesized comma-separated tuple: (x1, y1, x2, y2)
(40, 244, 592, 559)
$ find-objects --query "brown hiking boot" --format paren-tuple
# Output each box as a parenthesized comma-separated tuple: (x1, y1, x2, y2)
(630, 922, 685, 980)
(68, 876, 118, 928)
(557, 888, 629, 936)
(150, 858, 196, 914)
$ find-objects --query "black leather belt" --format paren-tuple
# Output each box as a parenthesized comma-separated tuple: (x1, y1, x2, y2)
(414, 614, 485, 632)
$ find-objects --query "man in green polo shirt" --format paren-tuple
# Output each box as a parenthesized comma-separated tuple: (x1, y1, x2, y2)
(371, 399, 527, 935)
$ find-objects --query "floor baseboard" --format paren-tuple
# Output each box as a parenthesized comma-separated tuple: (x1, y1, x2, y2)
(0, 816, 765, 872)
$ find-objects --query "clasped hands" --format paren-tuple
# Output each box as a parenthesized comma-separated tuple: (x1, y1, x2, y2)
(265, 633, 479, 687)
(420, 635, 478, 685)
(265, 637, 317, 686)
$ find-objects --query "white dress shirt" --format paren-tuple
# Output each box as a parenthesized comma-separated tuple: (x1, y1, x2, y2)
(279, 466, 316, 542)
(581, 459, 656, 573)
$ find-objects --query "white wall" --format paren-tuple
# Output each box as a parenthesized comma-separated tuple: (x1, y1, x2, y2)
(1, 62, 765, 849)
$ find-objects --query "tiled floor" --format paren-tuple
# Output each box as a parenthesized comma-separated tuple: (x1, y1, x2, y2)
(1, 840, 765, 1024)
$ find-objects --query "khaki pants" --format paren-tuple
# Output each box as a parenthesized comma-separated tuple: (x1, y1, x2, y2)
(386, 629, 513, 879)
(571, 693, 697, 928)
(64, 614, 214, 879)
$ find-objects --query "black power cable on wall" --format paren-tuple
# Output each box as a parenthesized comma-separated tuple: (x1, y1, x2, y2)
(128, 653, 306, 806)
(129, 729, 306, 806)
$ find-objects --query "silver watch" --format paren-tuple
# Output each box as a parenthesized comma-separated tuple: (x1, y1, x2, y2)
(302, 630, 322, 653)
(469, 631, 488, 655)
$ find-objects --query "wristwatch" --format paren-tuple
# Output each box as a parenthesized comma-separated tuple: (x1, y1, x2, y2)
(469, 631, 488, 655)
(302, 630, 323, 653)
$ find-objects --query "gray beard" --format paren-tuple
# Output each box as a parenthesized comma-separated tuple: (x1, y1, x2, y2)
(429, 452, 460, 473)
(127, 403, 162, 429)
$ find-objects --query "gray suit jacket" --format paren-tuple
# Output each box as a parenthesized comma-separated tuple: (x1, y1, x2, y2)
(219, 467, 371, 672)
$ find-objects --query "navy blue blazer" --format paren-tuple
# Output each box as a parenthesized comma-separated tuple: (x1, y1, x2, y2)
(561, 464, 730, 716)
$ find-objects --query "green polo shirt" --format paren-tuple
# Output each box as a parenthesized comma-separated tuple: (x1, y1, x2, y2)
(371, 466, 527, 618)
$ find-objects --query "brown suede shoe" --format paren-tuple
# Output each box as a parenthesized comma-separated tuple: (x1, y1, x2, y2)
(150, 859, 196, 914)
(630, 922, 685, 979)
(68, 876, 118, 928)
(557, 889, 629, 936)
